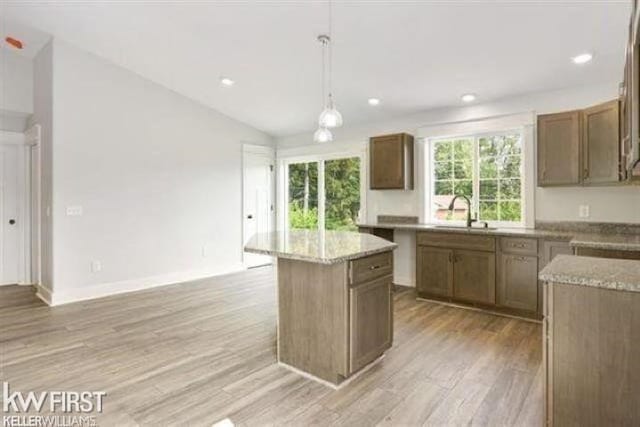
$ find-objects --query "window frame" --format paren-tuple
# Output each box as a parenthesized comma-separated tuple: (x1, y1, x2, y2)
(427, 129, 526, 228)
(278, 150, 367, 232)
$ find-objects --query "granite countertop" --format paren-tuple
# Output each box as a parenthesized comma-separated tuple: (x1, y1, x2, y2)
(570, 233, 640, 252)
(244, 230, 397, 264)
(539, 255, 640, 293)
(357, 222, 574, 240)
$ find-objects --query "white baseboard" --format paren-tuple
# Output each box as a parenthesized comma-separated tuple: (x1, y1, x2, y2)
(41, 263, 246, 306)
(35, 284, 53, 305)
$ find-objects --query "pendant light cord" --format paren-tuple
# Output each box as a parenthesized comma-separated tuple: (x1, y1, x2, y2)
(328, 0, 333, 102)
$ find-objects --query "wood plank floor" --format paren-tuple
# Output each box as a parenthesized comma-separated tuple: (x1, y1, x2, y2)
(0, 267, 543, 426)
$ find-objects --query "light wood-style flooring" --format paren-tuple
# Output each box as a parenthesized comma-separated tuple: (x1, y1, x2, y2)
(0, 267, 543, 426)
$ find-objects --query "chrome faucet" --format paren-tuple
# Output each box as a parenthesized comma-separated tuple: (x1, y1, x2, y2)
(447, 194, 487, 228)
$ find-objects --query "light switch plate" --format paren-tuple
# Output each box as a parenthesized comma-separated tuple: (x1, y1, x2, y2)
(579, 205, 590, 218)
(66, 206, 83, 216)
(91, 260, 102, 273)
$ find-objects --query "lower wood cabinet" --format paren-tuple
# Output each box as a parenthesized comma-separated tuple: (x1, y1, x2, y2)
(415, 233, 569, 318)
(453, 250, 496, 304)
(416, 243, 494, 305)
(544, 281, 640, 425)
(349, 275, 392, 373)
(497, 254, 538, 311)
(416, 246, 453, 297)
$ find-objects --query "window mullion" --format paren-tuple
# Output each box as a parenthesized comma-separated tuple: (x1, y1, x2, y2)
(473, 136, 480, 221)
(318, 160, 325, 231)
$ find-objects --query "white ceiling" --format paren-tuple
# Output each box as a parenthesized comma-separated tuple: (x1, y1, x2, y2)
(1, 1, 631, 137)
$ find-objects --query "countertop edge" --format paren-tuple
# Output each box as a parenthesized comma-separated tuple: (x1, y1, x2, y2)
(244, 244, 397, 265)
(539, 255, 640, 293)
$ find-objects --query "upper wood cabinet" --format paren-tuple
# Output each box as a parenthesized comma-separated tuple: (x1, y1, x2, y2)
(537, 110, 582, 186)
(369, 133, 414, 190)
(582, 100, 620, 184)
(537, 100, 621, 187)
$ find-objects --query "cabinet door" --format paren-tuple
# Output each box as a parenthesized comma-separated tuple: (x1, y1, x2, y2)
(537, 111, 581, 186)
(349, 275, 392, 373)
(540, 240, 573, 270)
(370, 133, 414, 189)
(453, 249, 496, 304)
(498, 254, 538, 311)
(582, 100, 620, 184)
(416, 246, 453, 297)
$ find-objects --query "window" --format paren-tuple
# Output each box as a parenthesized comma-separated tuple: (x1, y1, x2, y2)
(286, 156, 362, 231)
(430, 131, 523, 225)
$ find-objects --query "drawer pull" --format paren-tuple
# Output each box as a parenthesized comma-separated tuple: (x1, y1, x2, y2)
(512, 243, 527, 248)
(369, 265, 382, 270)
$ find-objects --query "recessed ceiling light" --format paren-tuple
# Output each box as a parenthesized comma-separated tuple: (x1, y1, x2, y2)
(572, 53, 593, 65)
(220, 77, 235, 87)
(368, 98, 381, 106)
(461, 93, 476, 103)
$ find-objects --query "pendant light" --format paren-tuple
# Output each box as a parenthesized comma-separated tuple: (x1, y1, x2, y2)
(313, 35, 334, 143)
(313, 1, 342, 142)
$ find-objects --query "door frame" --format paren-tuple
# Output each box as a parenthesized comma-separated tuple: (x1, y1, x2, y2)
(276, 148, 367, 232)
(0, 128, 39, 285)
(241, 143, 275, 266)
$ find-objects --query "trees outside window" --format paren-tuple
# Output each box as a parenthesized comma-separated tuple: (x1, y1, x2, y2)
(287, 157, 361, 231)
(431, 132, 523, 225)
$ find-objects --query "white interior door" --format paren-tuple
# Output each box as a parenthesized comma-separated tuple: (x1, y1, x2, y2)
(243, 146, 275, 268)
(0, 144, 20, 285)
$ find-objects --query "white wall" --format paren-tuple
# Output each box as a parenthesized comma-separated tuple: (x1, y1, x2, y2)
(31, 41, 54, 294)
(0, 49, 33, 131)
(44, 40, 273, 302)
(277, 83, 640, 286)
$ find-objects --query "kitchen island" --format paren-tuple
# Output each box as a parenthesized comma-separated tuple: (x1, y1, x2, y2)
(245, 230, 397, 387)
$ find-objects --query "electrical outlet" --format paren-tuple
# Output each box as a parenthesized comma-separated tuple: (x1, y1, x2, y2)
(66, 206, 83, 216)
(579, 205, 590, 218)
(91, 260, 102, 273)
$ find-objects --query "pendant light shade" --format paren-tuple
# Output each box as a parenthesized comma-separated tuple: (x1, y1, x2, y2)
(313, 126, 333, 143)
(318, 95, 343, 128)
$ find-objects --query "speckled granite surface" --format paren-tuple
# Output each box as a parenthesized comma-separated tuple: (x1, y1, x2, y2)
(357, 222, 573, 240)
(570, 233, 640, 252)
(536, 220, 640, 235)
(539, 255, 640, 293)
(244, 230, 397, 264)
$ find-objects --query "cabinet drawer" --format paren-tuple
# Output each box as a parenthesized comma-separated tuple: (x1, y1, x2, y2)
(417, 232, 495, 252)
(500, 237, 538, 256)
(350, 251, 393, 285)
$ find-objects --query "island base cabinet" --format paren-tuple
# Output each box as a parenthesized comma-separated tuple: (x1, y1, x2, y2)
(544, 282, 640, 426)
(349, 275, 393, 374)
(277, 252, 394, 387)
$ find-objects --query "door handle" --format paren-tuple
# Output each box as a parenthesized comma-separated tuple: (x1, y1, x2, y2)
(9, 219, 15, 225)
(247, 215, 253, 219)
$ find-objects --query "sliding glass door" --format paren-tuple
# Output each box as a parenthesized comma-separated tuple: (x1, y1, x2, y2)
(285, 156, 362, 231)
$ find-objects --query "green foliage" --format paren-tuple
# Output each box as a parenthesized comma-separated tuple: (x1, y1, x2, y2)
(325, 158, 360, 231)
(289, 200, 318, 229)
(288, 158, 360, 231)
(434, 133, 523, 223)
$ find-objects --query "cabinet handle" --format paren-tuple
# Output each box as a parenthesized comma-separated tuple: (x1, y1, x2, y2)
(584, 168, 589, 179)
(448, 252, 453, 263)
(369, 265, 382, 271)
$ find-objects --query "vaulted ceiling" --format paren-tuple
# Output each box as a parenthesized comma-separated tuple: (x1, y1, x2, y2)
(2, 1, 630, 136)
